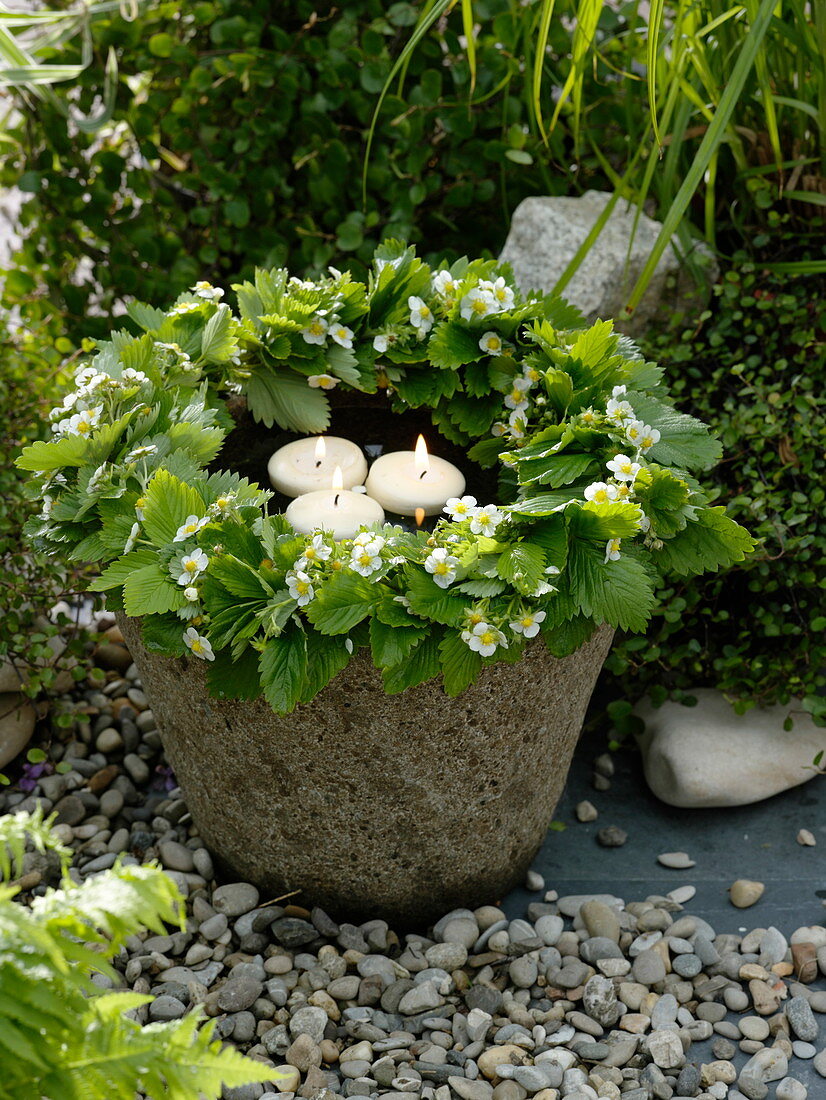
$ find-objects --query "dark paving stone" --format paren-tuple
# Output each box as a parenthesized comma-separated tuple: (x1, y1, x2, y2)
(502, 711, 826, 1090)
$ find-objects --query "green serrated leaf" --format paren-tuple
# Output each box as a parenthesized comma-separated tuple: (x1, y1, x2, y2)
(653, 507, 756, 576)
(206, 646, 262, 701)
(455, 578, 507, 597)
(382, 631, 442, 693)
(405, 567, 468, 627)
(245, 368, 331, 433)
(142, 469, 205, 547)
(298, 632, 351, 705)
(567, 501, 643, 540)
(567, 542, 656, 632)
(427, 321, 485, 370)
(88, 550, 158, 592)
(439, 631, 482, 696)
(305, 571, 377, 635)
(496, 542, 546, 594)
(259, 626, 308, 713)
(123, 566, 188, 617)
(369, 616, 429, 668)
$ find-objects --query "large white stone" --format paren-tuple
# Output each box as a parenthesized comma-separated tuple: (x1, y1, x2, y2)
(499, 191, 717, 335)
(0, 693, 36, 770)
(636, 689, 826, 808)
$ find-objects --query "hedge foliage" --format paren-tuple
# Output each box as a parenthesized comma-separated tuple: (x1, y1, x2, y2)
(3, 0, 591, 343)
(606, 255, 825, 726)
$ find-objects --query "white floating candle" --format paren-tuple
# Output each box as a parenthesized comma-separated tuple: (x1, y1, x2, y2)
(364, 435, 466, 517)
(268, 435, 367, 498)
(285, 466, 385, 541)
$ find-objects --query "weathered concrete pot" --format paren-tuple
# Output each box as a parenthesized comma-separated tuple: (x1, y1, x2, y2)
(119, 615, 613, 926)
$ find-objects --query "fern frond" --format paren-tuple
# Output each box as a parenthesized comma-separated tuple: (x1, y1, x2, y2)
(0, 806, 72, 881)
(29, 859, 185, 950)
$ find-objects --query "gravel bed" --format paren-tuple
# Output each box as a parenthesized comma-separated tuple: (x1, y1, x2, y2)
(2, 623, 825, 1100)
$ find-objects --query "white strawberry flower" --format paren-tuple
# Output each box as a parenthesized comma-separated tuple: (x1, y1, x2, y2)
(287, 569, 315, 606)
(612, 384, 627, 398)
(176, 548, 209, 585)
(168, 300, 201, 316)
(183, 586, 200, 602)
(208, 493, 237, 518)
(353, 532, 386, 551)
(329, 322, 354, 349)
(639, 513, 652, 533)
(584, 482, 619, 505)
(478, 331, 504, 355)
(612, 480, 634, 500)
(638, 424, 661, 452)
(444, 495, 478, 521)
(301, 316, 329, 345)
(124, 444, 158, 463)
(121, 367, 149, 384)
(460, 287, 496, 321)
(606, 454, 642, 483)
(464, 621, 508, 657)
(307, 374, 338, 390)
(605, 538, 622, 563)
(299, 533, 333, 566)
(173, 514, 208, 542)
(184, 626, 215, 661)
(373, 334, 389, 352)
(606, 398, 635, 425)
(625, 419, 645, 447)
(191, 281, 224, 301)
(507, 410, 527, 439)
(349, 540, 384, 577)
(481, 276, 516, 312)
(432, 269, 458, 297)
(504, 376, 532, 410)
(579, 407, 599, 425)
(424, 547, 460, 589)
(408, 295, 434, 338)
(470, 505, 504, 536)
(66, 405, 102, 436)
(509, 609, 547, 639)
(491, 422, 508, 437)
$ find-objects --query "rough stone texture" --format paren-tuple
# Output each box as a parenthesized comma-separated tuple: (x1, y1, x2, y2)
(499, 191, 717, 336)
(0, 692, 36, 769)
(119, 614, 613, 926)
(636, 689, 826, 808)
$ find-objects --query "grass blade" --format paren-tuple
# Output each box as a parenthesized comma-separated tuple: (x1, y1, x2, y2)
(626, 0, 778, 314)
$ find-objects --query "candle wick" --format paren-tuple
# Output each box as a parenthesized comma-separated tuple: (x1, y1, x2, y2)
(315, 460, 322, 468)
(419, 469, 427, 480)
(334, 493, 340, 506)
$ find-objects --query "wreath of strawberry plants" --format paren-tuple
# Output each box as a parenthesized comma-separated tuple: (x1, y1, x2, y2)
(17, 242, 755, 713)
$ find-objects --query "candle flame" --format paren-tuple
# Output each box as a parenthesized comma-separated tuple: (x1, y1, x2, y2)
(415, 507, 425, 528)
(315, 436, 326, 461)
(331, 465, 344, 490)
(414, 434, 430, 476)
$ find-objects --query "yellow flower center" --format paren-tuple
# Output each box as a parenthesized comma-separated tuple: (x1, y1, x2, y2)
(642, 435, 654, 448)
(331, 560, 342, 571)
(594, 490, 608, 503)
(480, 631, 496, 646)
(185, 560, 198, 573)
(419, 305, 431, 319)
(136, 497, 146, 509)
(434, 562, 449, 575)
(191, 639, 204, 654)
(469, 613, 483, 625)
(296, 581, 309, 595)
(471, 298, 488, 314)
(216, 497, 229, 508)
(358, 553, 372, 566)
(310, 322, 324, 336)
(304, 548, 317, 560)
(617, 484, 630, 499)
(520, 617, 533, 629)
